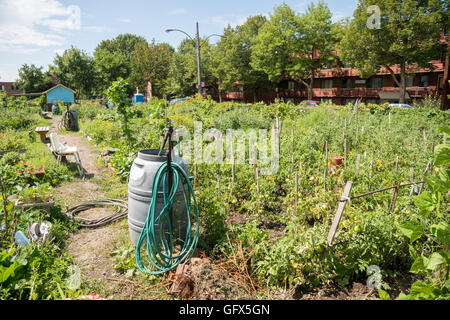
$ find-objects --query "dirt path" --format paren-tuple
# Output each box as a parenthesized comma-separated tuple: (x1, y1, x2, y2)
(49, 117, 157, 300)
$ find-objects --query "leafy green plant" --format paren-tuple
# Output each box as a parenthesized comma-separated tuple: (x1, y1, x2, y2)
(104, 78, 133, 143)
(397, 126, 449, 300)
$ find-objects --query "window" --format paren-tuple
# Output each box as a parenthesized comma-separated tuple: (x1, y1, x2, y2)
(420, 75, 429, 88)
(366, 77, 382, 89)
(342, 78, 355, 89)
(0, 85, 4, 90)
(342, 98, 356, 105)
(406, 76, 414, 88)
(321, 79, 333, 89)
(394, 76, 414, 88)
(288, 81, 295, 91)
(439, 75, 444, 90)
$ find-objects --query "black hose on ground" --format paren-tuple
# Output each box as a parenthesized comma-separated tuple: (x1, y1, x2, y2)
(64, 199, 128, 228)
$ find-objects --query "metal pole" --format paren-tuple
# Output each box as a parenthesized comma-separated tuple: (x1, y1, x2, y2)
(196, 22, 202, 97)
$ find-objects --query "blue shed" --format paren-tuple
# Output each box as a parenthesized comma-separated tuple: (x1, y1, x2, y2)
(44, 84, 75, 104)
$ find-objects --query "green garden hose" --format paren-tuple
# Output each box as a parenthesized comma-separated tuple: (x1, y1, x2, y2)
(135, 161, 199, 275)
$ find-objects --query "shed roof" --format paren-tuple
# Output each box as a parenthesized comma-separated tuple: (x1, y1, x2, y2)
(44, 84, 75, 94)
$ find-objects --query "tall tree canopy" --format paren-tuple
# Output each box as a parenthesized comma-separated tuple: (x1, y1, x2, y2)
(129, 40, 174, 97)
(211, 15, 271, 102)
(16, 64, 53, 93)
(338, 0, 446, 103)
(251, 2, 338, 100)
(166, 38, 214, 98)
(94, 34, 148, 92)
(49, 46, 98, 98)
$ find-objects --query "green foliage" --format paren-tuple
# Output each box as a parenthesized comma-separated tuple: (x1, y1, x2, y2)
(0, 245, 88, 300)
(50, 46, 98, 98)
(338, 0, 445, 103)
(251, 1, 339, 99)
(104, 78, 133, 143)
(94, 33, 148, 93)
(15, 64, 53, 94)
(398, 126, 450, 300)
(129, 41, 174, 96)
(211, 15, 270, 97)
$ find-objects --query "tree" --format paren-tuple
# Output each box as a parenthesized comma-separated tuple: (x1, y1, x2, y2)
(129, 40, 174, 97)
(94, 34, 148, 93)
(212, 15, 271, 102)
(251, 2, 338, 100)
(15, 64, 53, 93)
(338, 0, 446, 104)
(49, 46, 98, 99)
(166, 38, 214, 98)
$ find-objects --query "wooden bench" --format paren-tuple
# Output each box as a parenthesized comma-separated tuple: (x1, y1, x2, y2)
(35, 127, 50, 142)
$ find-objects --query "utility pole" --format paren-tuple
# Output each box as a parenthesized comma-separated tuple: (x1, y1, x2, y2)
(196, 22, 202, 96)
(166, 23, 225, 98)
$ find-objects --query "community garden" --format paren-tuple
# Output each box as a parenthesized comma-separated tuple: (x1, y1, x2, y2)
(1, 84, 448, 300)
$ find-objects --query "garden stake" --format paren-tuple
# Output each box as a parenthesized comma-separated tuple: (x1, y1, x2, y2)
(327, 181, 353, 246)
(217, 163, 221, 200)
(291, 127, 295, 179)
(419, 161, 431, 194)
(231, 140, 236, 185)
(294, 172, 298, 209)
(355, 154, 361, 179)
(344, 139, 348, 168)
(389, 182, 401, 212)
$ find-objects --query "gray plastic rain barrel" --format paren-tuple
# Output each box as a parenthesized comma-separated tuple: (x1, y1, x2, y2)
(128, 149, 190, 246)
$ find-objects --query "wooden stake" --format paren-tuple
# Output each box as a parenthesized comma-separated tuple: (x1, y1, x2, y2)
(388, 112, 391, 129)
(231, 140, 236, 185)
(254, 153, 260, 195)
(323, 140, 328, 182)
(389, 182, 401, 212)
(217, 163, 221, 199)
(327, 181, 353, 246)
(395, 155, 399, 172)
(294, 172, 299, 208)
(194, 164, 198, 189)
(355, 154, 361, 178)
(418, 161, 431, 194)
(344, 139, 348, 168)
(291, 127, 295, 179)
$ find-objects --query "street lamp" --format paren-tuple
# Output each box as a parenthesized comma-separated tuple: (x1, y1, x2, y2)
(166, 22, 224, 96)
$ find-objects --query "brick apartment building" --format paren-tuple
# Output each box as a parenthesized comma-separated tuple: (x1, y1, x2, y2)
(207, 57, 447, 107)
(0, 82, 22, 95)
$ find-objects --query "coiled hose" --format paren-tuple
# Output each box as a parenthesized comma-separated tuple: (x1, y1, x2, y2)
(64, 199, 128, 228)
(135, 161, 199, 275)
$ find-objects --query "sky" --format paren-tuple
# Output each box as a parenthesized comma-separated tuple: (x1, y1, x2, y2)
(0, 0, 358, 82)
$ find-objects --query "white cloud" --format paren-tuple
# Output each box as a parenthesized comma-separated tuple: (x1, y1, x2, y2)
(0, 0, 82, 53)
(82, 25, 110, 33)
(118, 18, 132, 23)
(205, 15, 247, 28)
(169, 8, 186, 15)
(54, 48, 66, 56)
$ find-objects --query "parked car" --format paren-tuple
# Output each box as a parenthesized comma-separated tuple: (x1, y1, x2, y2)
(388, 103, 414, 109)
(301, 100, 320, 108)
